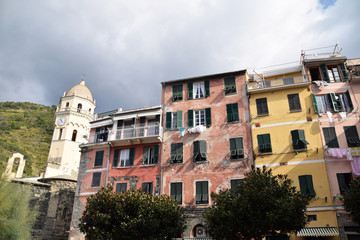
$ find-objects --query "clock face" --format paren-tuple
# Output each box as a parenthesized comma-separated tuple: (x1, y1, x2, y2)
(57, 117, 66, 126)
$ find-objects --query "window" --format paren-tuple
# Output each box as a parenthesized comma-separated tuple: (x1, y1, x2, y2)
(287, 94, 301, 112)
(172, 85, 183, 101)
(256, 98, 268, 116)
(224, 76, 236, 95)
(337, 173, 352, 194)
(71, 130, 77, 141)
(257, 134, 272, 153)
(298, 175, 316, 197)
(77, 103, 82, 113)
(123, 119, 135, 138)
(165, 111, 183, 129)
(283, 77, 294, 85)
(193, 140, 207, 162)
(308, 215, 317, 221)
(142, 145, 159, 165)
(230, 179, 243, 191)
(170, 182, 182, 204)
(91, 172, 101, 187)
(328, 65, 341, 82)
(195, 181, 209, 204)
(113, 148, 135, 167)
(312, 91, 353, 114)
(94, 150, 104, 167)
(142, 182, 153, 195)
(95, 127, 109, 142)
(170, 143, 183, 164)
(188, 81, 210, 99)
(116, 183, 127, 193)
(318, 63, 348, 82)
(58, 128, 63, 140)
(229, 137, 244, 159)
(322, 127, 339, 148)
(291, 130, 309, 150)
(187, 108, 211, 127)
(226, 103, 239, 122)
(344, 126, 360, 147)
(65, 102, 69, 108)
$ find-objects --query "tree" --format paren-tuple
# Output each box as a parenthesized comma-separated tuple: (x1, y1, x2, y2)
(204, 167, 311, 240)
(0, 179, 37, 240)
(79, 185, 186, 240)
(344, 177, 360, 225)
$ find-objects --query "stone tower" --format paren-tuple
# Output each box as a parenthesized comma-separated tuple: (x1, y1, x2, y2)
(45, 79, 96, 178)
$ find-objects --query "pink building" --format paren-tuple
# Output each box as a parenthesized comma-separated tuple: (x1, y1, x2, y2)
(160, 70, 253, 238)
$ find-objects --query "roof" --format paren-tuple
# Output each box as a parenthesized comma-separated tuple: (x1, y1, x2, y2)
(347, 58, 360, 66)
(161, 69, 246, 85)
(11, 177, 51, 187)
(40, 174, 77, 182)
(65, 79, 94, 102)
(297, 227, 339, 237)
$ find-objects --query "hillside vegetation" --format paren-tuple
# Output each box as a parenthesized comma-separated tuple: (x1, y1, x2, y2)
(0, 102, 55, 177)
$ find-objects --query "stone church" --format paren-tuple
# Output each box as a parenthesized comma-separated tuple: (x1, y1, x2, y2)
(9, 79, 95, 240)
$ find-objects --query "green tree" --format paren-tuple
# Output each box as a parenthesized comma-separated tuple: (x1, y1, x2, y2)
(344, 177, 360, 225)
(204, 167, 311, 240)
(79, 185, 186, 240)
(0, 179, 37, 240)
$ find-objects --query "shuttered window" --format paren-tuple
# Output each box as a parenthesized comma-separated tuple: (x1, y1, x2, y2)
(141, 182, 153, 195)
(115, 183, 127, 193)
(338, 63, 349, 81)
(322, 127, 339, 148)
(195, 181, 209, 204)
(172, 84, 183, 101)
(170, 143, 183, 164)
(193, 140, 207, 162)
(224, 76, 236, 95)
(291, 130, 309, 150)
(166, 111, 183, 129)
(344, 126, 360, 147)
(230, 179, 243, 191)
(337, 173, 352, 194)
(256, 98, 268, 115)
(188, 81, 210, 99)
(142, 145, 159, 165)
(298, 175, 316, 197)
(257, 134, 272, 153)
(113, 149, 120, 167)
(226, 103, 239, 122)
(91, 172, 101, 187)
(287, 94, 302, 112)
(320, 64, 330, 82)
(229, 137, 244, 159)
(94, 150, 104, 167)
(170, 182, 182, 204)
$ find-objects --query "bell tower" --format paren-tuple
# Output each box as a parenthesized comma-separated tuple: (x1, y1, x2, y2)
(45, 79, 96, 178)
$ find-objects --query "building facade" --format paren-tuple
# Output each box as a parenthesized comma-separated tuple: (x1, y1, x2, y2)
(247, 63, 339, 239)
(161, 70, 253, 238)
(69, 106, 163, 240)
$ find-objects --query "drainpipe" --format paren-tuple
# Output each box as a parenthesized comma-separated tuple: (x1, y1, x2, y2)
(105, 142, 111, 188)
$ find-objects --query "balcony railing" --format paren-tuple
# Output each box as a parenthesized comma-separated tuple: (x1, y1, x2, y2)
(247, 75, 308, 92)
(88, 125, 163, 144)
(57, 107, 93, 116)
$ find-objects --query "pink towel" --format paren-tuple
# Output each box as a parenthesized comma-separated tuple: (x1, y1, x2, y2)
(334, 148, 343, 158)
(351, 157, 360, 176)
(327, 148, 336, 157)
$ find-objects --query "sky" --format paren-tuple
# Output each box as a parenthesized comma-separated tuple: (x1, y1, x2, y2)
(0, 0, 359, 113)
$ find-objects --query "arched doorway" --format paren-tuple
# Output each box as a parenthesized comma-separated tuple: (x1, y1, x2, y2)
(193, 224, 207, 238)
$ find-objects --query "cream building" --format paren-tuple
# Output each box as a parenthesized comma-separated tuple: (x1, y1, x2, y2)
(45, 79, 96, 178)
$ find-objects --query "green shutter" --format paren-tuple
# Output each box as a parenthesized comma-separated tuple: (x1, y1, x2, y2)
(345, 90, 354, 111)
(202, 181, 209, 202)
(205, 80, 210, 97)
(176, 143, 183, 161)
(229, 138, 237, 156)
(306, 175, 316, 197)
(129, 148, 135, 166)
(193, 141, 200, 160)
(329, 93, 339, 112)
(188, 82, 193, 99)
(154, 145, 159, 164)
(235, 138, 243, 156)
(195, 182, 202, 202)
(205, 108, 211, 126)
(113, 149, 120, 167)
(142, 146, 149, 164)
(188, 110, 194, 127)
(224, 77, 236, 94)
(320, 64, 330, 82)
(177, 110, 183, 128)
(200, 140, 207, 158)
(338, 63, 349, 81)
(170, 183, 176, 199)
(264, 134, 271, 149)
(226, 104, 232, 122)
(291, 130, 299, 147)
(170, 144, 176, 161)
(232, 103, 239, 121)
(257, 135, 264, 151)
(323, 128, 331, 147)
(142, 183, 147, 192)
(311, 94, 319, 114)
(95, 151, 104, 167)
(298, 176, 307, 195)
(176, 183, 182, 203)
(166, 112, 172, 129)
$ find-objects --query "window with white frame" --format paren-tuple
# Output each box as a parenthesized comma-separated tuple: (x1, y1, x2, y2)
(313, 91, 353, 113)
(327, 66, 341, 82)
(120, 149, 130, 167)
(194, 110, 205, 126)
(193, 82, 205, 99)
(172, 112, 178, 128)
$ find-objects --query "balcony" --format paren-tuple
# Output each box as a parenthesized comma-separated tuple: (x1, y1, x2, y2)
(87, 124, 163, 147)
(247, 75, 309, 93)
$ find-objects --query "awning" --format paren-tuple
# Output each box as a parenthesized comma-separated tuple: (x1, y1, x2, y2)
(297, 227, 339, 237)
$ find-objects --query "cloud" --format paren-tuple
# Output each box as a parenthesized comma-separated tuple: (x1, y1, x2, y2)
(0, 0, 359, 112)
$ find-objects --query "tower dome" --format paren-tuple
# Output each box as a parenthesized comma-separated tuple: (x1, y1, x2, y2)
(65, 79, 94, 102)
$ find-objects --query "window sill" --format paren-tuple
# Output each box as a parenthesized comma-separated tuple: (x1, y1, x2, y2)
(172, 99, 183, 102)
(224, 91, 237, 96)
(112, 166, 133, 169)
(293, 148, 307, 152)
(193, 160, 208, 164)
(93, 165, 103, 168)
(141, 164, 158, 167)
(170, 161, 183, 165)
(195, 202, 209, 206)
(257, 152, 273, 156)
(227, 121, 240, 124)
(257, 113, 269, 117)
(230, 157, 245, 161)
(289, 109, 302, 113)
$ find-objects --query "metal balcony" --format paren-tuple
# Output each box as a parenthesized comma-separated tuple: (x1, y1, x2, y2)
(247, 75, 309, 93)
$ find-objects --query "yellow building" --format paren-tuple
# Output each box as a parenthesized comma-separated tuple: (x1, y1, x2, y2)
(247, 65, 339, 240)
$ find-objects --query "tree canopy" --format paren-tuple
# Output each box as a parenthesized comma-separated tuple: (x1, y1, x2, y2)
(79, 185, 186, 240)
(204, 167, 311, 240)
(344, 177, 360, 225)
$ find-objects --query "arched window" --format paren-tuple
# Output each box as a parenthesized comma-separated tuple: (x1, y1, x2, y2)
(65, 102, 69, 108)
(72, 130, 77, 141)
(58, 128, 63, 140)
(77, 103, 82, 113)
(89, 108, 91, 113)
